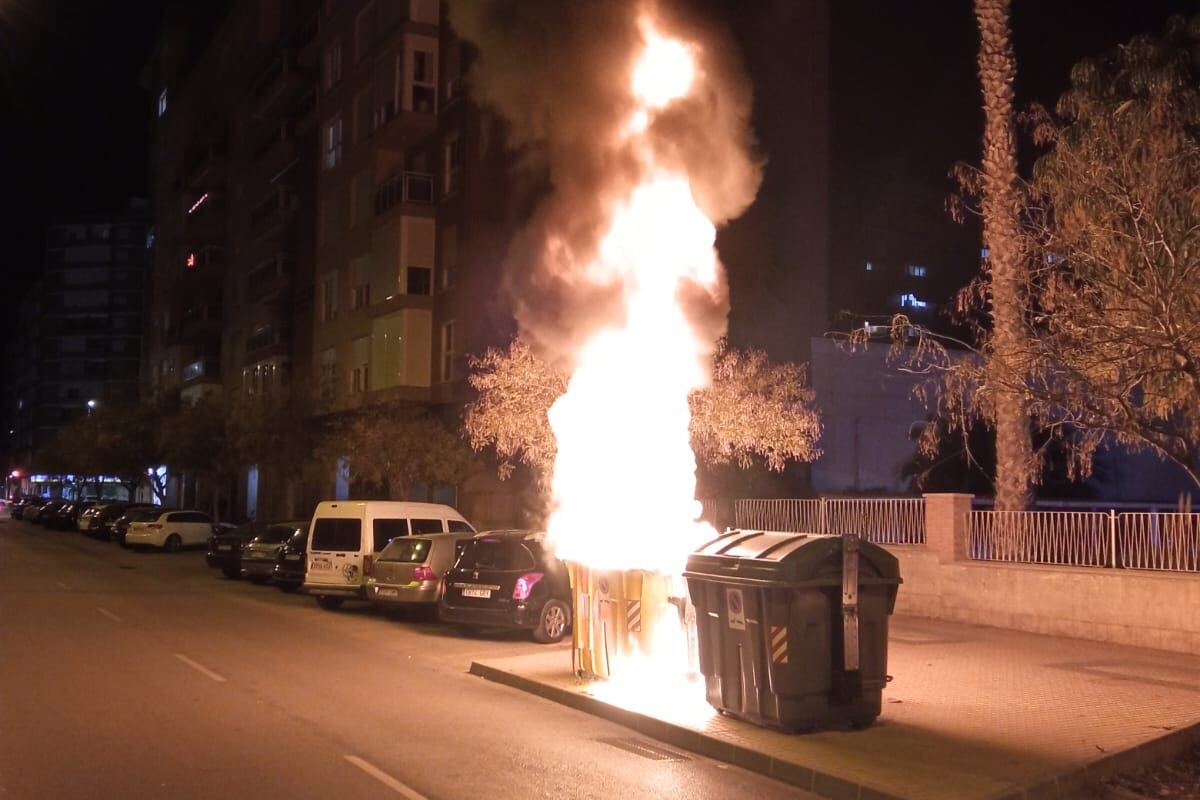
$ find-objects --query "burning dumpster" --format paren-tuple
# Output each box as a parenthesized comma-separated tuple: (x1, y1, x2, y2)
(567, 563, 687, 680)
(684, 529, 901, 731)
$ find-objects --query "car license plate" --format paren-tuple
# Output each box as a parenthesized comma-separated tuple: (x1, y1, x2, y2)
(311, 558, 331, 570)
(462, 588, 491, 599)
(377, 587, 399, 598)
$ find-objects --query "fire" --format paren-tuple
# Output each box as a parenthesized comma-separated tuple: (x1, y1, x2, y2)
(547, 19, 718, 577)
(545, 16, 724, 714)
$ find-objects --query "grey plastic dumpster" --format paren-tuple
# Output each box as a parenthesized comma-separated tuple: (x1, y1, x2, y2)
(684, 529, 901, 731)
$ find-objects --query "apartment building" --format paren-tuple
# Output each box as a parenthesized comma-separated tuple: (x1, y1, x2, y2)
(1, 204, 148, 481)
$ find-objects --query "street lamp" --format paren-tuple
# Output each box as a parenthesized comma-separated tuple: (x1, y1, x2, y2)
(86, 399, 98, 416)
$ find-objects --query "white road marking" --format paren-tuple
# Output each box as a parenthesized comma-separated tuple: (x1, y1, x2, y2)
(96, 607, 122, 622)
(56, 581, 70, 590)
(173, 653, 226, 683)
(344, 756, 428, 800)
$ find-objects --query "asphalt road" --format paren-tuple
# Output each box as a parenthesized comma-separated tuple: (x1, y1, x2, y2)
(0, 517, 812, 800)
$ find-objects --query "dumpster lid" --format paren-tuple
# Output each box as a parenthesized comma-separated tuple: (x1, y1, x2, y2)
(685, 529, 901, 587)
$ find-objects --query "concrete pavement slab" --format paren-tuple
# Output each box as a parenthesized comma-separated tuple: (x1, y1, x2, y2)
(470, 615, 1200, 800)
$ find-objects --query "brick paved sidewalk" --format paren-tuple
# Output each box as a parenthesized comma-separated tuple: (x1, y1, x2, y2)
(470, 615, 1200, 800)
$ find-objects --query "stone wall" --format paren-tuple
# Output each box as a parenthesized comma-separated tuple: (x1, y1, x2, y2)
(885, 494, 1200, 656)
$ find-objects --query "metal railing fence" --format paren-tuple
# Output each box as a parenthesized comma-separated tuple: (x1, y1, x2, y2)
(732, 497, 925, 545)
(1116, 513, 1200, 572)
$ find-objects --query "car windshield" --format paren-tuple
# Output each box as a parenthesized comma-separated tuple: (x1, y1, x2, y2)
(377, 538, 431, 563)
(253, 525, 298, 544)
(457, 538, 536, 571)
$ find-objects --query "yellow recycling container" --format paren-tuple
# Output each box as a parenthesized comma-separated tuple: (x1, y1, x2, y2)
(567, 562, 672, 679)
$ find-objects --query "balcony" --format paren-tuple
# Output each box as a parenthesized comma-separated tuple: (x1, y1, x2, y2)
(245, 255, 294, 300)
(185, 141, 228, 189)
(249, 188, 297, 241)
(244, 324, 287, 359)
(253, 51, 310, 119)
(374, 172, 434, 216)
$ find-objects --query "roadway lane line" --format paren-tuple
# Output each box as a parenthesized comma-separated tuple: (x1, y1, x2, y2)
(56, 581, 70, 590)
(174, 653, 226, 683)
(96, 607, 122, 622)
(344, 755, 429, 800)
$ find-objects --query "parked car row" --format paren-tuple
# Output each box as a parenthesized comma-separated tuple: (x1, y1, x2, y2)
(10, 494, 574, 644)
(203, 500, 574, 644)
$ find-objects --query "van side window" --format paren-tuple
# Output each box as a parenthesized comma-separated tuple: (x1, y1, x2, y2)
(410, 518, 444, 534)
(312, 518, 362, 551)
(373, 518, 409, 551)
(447, 520, 474, 533)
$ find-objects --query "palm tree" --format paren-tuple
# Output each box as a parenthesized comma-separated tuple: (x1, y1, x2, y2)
(975, 0, 1032, 510)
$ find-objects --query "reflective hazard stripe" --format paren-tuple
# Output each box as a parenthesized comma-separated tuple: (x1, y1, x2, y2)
(626, 600, 641, 632)
(770, 625, 788, 664)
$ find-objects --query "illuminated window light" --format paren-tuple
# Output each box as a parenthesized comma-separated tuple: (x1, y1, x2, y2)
(188, 193, 210, 215)
(186, 252, 197, 269)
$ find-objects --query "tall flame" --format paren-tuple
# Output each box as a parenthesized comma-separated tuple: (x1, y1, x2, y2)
(546, 18, 720, 576)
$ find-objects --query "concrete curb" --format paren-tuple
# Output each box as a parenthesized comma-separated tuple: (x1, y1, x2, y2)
(471, 659, 1200, 800)
(469, 660, 904, 800)
(991, 722, 1200, 800)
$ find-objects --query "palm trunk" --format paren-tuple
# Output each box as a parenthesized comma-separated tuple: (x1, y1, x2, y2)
(976, 0, 1033, 511)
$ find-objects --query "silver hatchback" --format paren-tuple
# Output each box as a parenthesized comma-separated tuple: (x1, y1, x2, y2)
(240, 521, 308, 582)
(366, 532, 477, 608)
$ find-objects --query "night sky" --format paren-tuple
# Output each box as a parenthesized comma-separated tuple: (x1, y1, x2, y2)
(0, 0, 1195, 339)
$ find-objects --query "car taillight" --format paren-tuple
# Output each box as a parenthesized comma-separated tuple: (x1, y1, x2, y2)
(513, 572, 544, 601)
(412, 565, 436, 582)
(363, 555, 373, 577)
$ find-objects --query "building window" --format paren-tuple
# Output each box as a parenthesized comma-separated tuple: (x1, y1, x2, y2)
(864, 260, 873, 272)
(351, 336, 369, 393)
(440, 224, 457, 291)
(323, 39, 343, 90)
(354, 5, 373, 63)
(157, 89, 168, 117)
(353, 89, 372, 145)
(443, 133, 461, 195)
(405, 266, 432, 296)
(350, 256, 370, 309)
(411, 49, 436, 113)
(323, 116, 343, 170)
(319, 348, 337, 403)
(906, 264, 927, 277)
(320, 272, 338, 322)
(440, 320, 456, 383)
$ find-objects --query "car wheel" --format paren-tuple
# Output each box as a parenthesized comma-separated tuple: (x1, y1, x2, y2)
(533, 600, 570, 644)
(221, 566, 240, 580)
(315, 596, 344, 611)
(163, 534, 182, 553)
(455, 625, 482, 637)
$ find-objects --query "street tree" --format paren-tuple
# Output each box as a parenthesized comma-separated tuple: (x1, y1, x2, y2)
(465, 337, 822, 487)
(971, 0, 1034, 510)
(891, 13, 1200, 489)
(327, 402, 477, 500)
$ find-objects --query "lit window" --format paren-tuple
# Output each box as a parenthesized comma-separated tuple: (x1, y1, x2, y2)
(324, 117, 343, 170)
(441, 320, 456, 382)
(864, 261, 873, 272)
(907, 264, 927, 277)
(157, 89, 168, 117)
(898, 292, 929, 310)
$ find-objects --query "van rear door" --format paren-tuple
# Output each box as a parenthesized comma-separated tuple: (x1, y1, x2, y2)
(308, 517, 364, 588)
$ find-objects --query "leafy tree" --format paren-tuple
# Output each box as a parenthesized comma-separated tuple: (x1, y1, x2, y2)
(326, 402, 476, 500)
(892, 13, 1200, 490)
(464, 337, 822, 487)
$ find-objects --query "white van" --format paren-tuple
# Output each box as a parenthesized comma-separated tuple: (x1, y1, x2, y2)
(303, 500, 475, 610)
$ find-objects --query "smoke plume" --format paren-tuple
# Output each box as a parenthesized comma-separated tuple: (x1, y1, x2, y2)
(448, 0, 763, 364)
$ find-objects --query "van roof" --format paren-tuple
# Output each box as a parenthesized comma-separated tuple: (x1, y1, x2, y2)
(313, 500, 467, 518)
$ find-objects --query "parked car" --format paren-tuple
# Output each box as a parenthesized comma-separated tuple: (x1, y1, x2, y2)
(239, 520, 308, 582)
(79, 502, 144, 537)
(10, 496, 45, 520)
(272, 527, 308, 591)
(126, 509, 215, 552)
(366, 531, 477, 611)
(113, 507, 162, 547)
(207, 521, 263, 578)
(304, 500, 475, 610)
(28, 499, 66, 525)
(438, 530, 572, 643)
(48, 500, 97, 530)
